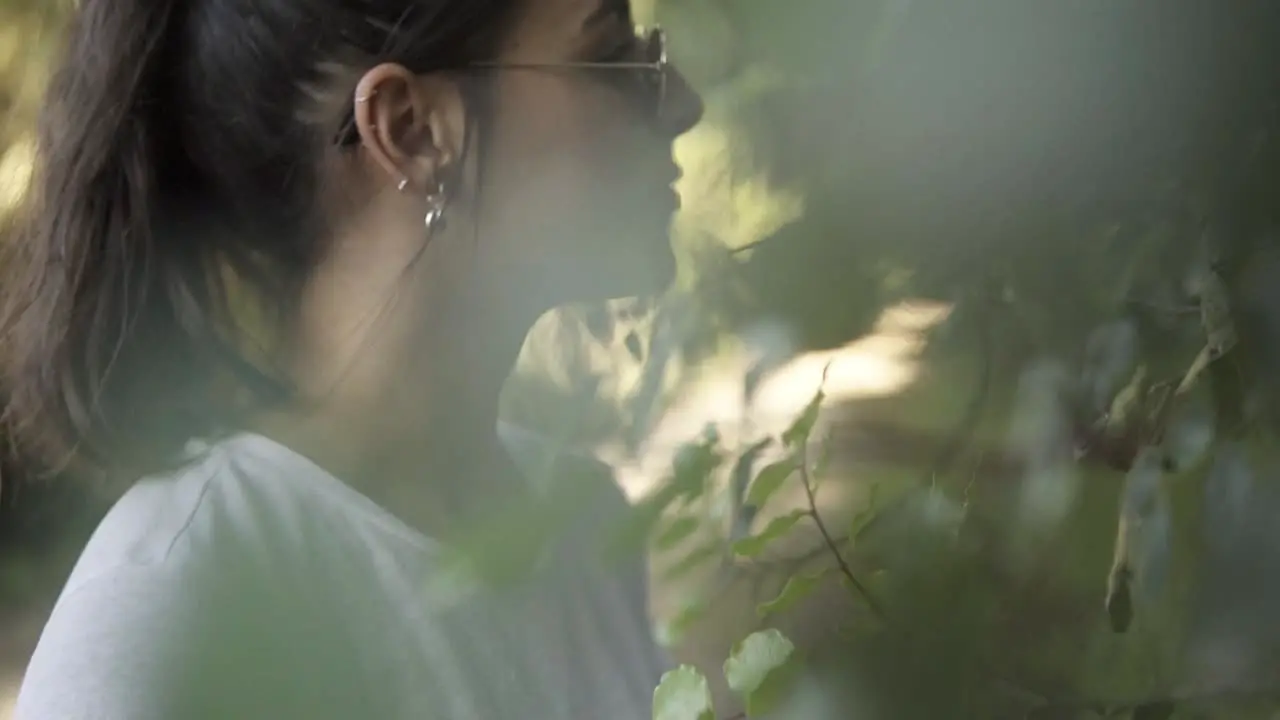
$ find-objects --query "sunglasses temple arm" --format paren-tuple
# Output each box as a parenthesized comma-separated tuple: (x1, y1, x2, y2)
(471, 61, 660, 71)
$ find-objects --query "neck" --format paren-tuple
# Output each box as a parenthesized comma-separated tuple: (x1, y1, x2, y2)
(419, 301, 524, 471)
(388, 297, 539, 538)
(263, 278, 544, 539)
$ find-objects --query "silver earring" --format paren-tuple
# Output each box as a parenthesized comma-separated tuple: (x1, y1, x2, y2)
(355, 90, 376, 103)
(424, 183, 448, 232)
(397, 178, 409, 193)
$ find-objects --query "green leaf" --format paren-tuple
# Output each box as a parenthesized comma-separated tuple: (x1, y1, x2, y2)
(663, 541, 725, 582)
(655, 516, 701, 551)
(672, 426, 723, 500)
(656, 598, 710, 648)
(723, 629, 800, 717)
(781, 366, 830, 449)
(745, 457, 798, 509)
(757, 571, 828, 620)
(732, 510, 809, 558)
(452, 498, 555, 588)
(606, 484, 683, 563)
(653, 665, 715, 720)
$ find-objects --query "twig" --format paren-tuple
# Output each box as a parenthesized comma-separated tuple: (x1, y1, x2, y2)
(791, 363, 1056, 711)
(749, 532, 852, 572)
(793, 434, 1055, 712)
(797, 440, 889, 622)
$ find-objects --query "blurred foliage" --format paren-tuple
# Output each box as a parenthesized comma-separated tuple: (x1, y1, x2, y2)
(624, 1, 1280, 717)
(5, 1, 1280, 719)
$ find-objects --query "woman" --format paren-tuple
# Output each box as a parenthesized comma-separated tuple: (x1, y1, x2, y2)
(3, 0, 702, 716)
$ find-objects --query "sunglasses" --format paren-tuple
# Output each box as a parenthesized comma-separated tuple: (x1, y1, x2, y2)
(476, 26, 669, 121)
(337, 26, 669, 146)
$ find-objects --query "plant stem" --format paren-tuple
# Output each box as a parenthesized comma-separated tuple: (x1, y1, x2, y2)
(797, 441, 888, 623)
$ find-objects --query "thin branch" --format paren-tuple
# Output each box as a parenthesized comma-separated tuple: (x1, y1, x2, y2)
(748, 532, 852, 572)
(797, 440, 889, 623)
(795, 404, 1057, 711)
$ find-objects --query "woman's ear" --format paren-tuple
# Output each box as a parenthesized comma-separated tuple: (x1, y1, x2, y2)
(353, 63, 467, 193)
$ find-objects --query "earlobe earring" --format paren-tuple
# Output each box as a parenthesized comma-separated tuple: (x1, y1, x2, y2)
(395, 178, 447, 232)
(424, 182, 448, 232)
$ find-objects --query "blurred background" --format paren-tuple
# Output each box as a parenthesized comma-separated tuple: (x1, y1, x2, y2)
(5, 1, 1280, 718)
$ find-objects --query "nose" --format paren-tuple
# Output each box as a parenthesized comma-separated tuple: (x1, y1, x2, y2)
(658, 66, 704, 138)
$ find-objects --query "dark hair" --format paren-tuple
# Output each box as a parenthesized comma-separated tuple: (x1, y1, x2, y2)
(0, 0, 520, 485)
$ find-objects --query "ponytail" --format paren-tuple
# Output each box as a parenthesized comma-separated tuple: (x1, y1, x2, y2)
(0, 0, 219, 484)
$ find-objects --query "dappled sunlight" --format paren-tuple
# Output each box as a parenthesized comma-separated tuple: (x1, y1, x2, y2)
(514, 303, 647, 392)
(756, 300, 951, 411)
(611, 299, 951, 501)
(504, 300, 657, 444)
(0, 137, 32, 216)
(672, 114, 806, 253)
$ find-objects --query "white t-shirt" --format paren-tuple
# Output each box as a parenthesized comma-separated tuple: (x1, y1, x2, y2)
(15, 429, 669, 719)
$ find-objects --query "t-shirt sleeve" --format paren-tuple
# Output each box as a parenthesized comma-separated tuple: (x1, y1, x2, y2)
(14, 567, 211, 720)
(14, 563, 372, 720)
(16, 560, 429, 720)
